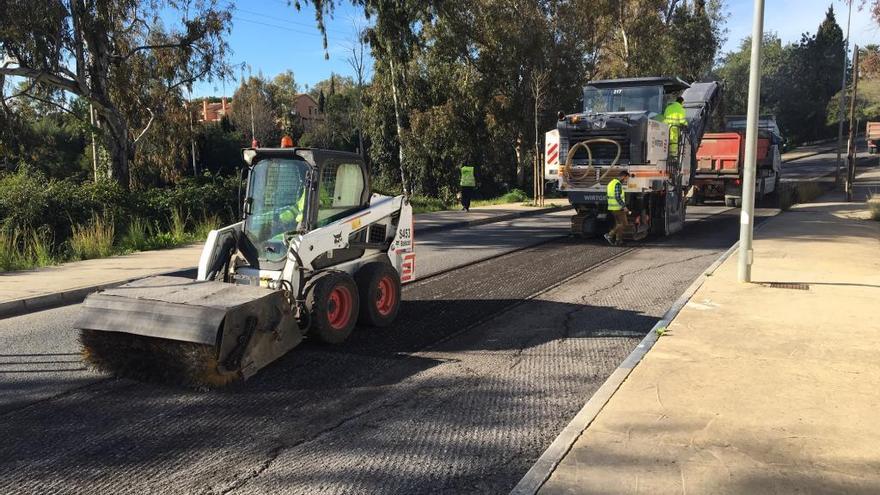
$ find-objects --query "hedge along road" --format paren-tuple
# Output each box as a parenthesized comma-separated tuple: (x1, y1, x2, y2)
(0, 199, 769, 495)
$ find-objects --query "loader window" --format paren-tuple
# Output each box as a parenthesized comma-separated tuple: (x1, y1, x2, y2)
(317, 161, 366, 227)
(243, 157, 310, 262)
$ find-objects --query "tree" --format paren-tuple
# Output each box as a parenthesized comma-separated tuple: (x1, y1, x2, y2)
(230, 76, 280, 147)
(0, 0, 231, 189)
(715, 34, 786, 116)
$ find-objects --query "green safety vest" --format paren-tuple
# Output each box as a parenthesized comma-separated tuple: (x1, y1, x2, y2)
(460, 166, 476, 187)
(607, 178, 625, 211)
(279, 189, 306, 225)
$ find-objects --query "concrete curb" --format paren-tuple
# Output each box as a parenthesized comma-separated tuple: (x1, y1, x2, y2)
(781, 147, 836, 164)
(509, 240, 742, 495)
(0, 205, 570, 319)
(418, 204, 571, 235)
(0, 267, 197, 320)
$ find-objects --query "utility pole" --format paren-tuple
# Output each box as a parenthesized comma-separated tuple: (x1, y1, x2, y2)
(835, 0, 853, 185)
(845, 45, 860, 202)
(737, 0, 765, 283)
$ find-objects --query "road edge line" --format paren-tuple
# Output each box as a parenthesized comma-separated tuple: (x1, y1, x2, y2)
(508, 239, 742, 495)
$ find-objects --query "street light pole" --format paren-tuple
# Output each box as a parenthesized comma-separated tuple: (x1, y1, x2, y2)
(835, 0, 854, 185)
(737, 0, 765, 283)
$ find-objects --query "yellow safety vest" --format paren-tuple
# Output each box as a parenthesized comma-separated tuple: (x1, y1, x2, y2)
(664, 102, 686, 150)
(279, 189, 306, 224)
(607, 178, 625, 211)
(460, 166, 476, 187)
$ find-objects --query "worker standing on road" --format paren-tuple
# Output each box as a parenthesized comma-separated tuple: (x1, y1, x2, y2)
(605, 170, 630, 246)
(460, 165, 476, 212)
(663, 96, 687, 160)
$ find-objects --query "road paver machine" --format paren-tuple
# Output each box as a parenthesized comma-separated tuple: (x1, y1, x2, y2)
(544, 77, 721, 240)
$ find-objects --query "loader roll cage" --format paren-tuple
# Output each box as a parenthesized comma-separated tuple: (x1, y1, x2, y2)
(240, 148, 371, 269)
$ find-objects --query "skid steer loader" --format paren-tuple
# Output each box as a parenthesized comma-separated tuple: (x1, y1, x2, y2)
(76, 145, 415, 387)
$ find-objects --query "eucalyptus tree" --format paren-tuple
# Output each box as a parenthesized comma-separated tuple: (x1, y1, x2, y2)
(0, 0, 232, 188)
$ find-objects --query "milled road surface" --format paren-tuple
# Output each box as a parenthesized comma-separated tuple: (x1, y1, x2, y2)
(0, 202, 773, 495)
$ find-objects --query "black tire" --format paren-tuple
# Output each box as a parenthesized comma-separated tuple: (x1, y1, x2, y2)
(306, 271, 359, 344)
(355, 262, 401, 327)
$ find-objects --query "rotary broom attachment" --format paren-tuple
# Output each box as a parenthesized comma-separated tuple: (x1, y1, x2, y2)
(76, 276, 302, 389)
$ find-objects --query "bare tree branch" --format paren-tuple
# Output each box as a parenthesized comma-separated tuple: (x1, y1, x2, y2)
(0, 65, 80, 94)
(132, 105, 155, 144)
(1, 78, 39, 103)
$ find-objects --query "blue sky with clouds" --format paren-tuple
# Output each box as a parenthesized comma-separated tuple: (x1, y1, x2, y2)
(191, 0, 879, 97)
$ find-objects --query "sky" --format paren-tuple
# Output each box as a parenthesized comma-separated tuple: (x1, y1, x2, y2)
(191, 0, 880, 98)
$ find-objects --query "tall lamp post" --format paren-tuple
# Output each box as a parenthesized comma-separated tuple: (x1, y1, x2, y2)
(737, 0, 765, 283)
(835, 0, 854, 185)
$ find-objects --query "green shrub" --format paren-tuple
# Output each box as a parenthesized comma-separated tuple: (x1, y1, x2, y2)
(70, 216, 115, 260)
(193, 213, 222, 241)
(0, 229, 30, 271)
(0, 228, 55, 271)
(410, 195, 450, 214)
(168, 208, 188, 244)
(500, 188, 530, 203)
(28, 229, 53, 267)
(120, 217, 151, 252)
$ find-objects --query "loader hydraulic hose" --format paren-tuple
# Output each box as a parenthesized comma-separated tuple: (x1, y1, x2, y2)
(286, 247, 312, 331)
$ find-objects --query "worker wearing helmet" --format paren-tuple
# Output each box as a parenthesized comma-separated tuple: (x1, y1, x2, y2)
(663, 96, 687, 160)
(460, 165, 476, 212)
(604, 170, 630, 246)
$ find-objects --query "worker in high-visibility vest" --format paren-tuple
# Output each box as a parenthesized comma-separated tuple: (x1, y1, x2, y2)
(604, 170, 630, 246)
(278, 190, 306, 226)
(278, 134, 305, 230)
(663, 96, 687, 160)
(460, 165, 476, 211)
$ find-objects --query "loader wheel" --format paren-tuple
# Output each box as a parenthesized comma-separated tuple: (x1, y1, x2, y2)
(355, 262, 401, 327)
(306, 271, 359, 344)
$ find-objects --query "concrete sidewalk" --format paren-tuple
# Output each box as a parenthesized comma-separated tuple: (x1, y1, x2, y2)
(0, 200, 567, 318)
(533, 192, 880, 494)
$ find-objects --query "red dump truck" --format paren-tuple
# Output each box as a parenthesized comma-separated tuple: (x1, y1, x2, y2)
(868, 122, 880, 154)
(691, 116, 782, 207)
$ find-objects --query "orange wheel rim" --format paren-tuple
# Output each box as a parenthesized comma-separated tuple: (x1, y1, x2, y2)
(327, 285, 353, 330)
(376, 275, 396, 316)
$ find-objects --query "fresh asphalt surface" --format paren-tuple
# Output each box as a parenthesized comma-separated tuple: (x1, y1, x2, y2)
(0, 155, 839, 494)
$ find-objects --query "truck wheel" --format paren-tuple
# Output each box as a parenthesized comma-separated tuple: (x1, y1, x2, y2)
(355, 262, 401, 327)
(306, 271, 360, 344)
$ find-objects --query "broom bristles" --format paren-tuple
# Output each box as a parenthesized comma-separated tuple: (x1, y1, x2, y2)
(80, 330, 240, 389)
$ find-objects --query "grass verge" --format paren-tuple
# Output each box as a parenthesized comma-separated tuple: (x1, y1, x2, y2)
(1, 211, 221, 272)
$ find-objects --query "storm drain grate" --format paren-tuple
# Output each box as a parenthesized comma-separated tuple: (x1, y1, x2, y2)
(764, 282, 810, 291)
